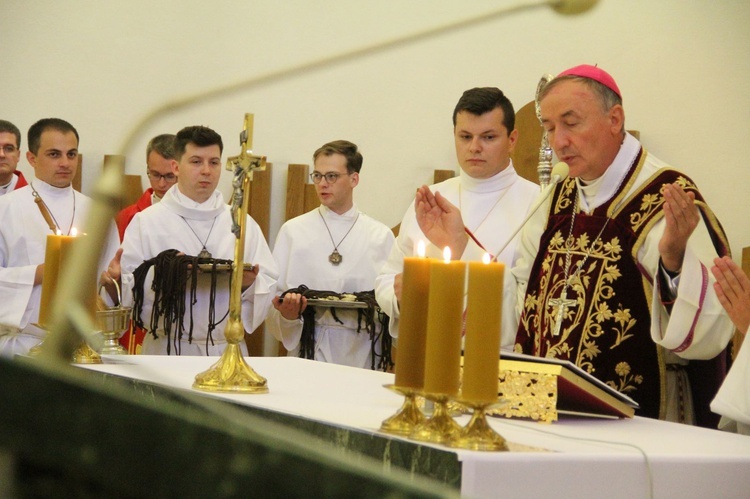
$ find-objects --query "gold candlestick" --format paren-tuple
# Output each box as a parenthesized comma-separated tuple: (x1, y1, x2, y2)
(449, 399, 509, 451)
(72, 341, 102, 364)
(193, 114, 268, 394)
(409, 393, 462, 444)
(379, 385, 425, 436)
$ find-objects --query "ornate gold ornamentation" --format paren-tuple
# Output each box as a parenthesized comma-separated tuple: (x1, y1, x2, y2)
(491, 370, 558, 423)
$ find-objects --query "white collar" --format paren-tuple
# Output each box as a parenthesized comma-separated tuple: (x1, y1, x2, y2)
(575, 132, 640, 212)
(161, 185, 225, 220)
(31, 178, 74, 199)
(319, 203, 358, 220)
(459, 161, 519, 193)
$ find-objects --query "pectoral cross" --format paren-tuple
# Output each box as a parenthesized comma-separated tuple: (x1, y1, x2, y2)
(548, 288, 576, 337)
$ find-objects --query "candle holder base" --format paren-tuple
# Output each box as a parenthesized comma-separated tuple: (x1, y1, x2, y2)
(380, 385, 425, 435)
(448, 399, 509, 451)
(193, 343, 268, 394)
(72, 342, 102, 364)
(409, 393, 461, 444)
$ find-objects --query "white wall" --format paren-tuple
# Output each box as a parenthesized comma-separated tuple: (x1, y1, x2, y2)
(4, 0, 749, 257)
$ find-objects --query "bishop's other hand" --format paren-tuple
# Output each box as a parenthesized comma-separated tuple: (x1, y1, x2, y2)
(659, 182, 699, 273)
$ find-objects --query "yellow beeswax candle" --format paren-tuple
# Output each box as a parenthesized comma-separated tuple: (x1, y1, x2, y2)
(394, 241, 431, 389)
(462, 254, 504, 403)
(423, 247, 466, 396)
(38, 234, 63, 327)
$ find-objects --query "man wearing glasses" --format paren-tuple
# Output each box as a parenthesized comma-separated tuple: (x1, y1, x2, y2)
(0, 120, 28, 196)
(115, 134, 177, 241)
(266, 140, 395, 369)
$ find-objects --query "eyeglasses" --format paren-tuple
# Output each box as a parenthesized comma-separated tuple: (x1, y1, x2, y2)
(309, 172, 350, 184)
(147, 170, 177, 182)
(0, 145, 18, 155)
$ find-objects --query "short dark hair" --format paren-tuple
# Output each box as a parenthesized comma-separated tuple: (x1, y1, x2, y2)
(452, 87, 515, 132)
(146, 134, 176, 162)
(173, 126, 223, 160)
(0, 120, 21, 148)
(313, 140, 363, 174)
(28, 118, 79, 154)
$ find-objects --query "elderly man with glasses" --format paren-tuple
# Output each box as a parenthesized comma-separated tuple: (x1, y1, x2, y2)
(115, 134, 177, 241)
(266, 140, 395, 370)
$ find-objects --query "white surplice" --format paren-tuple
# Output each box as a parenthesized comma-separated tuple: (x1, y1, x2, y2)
(120, 186, 278, 356)
(0, 180, 120, 357)
(375, 163, 539, 349)
(266, 205, 395, 369)
(712, 328, 750, 436)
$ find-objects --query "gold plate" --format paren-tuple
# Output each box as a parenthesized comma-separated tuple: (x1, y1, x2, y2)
(197, 263, 255, 273)
(306, 298, 368, 309)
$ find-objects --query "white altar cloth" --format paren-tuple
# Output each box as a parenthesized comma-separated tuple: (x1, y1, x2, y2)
(81, 356, 750, 499)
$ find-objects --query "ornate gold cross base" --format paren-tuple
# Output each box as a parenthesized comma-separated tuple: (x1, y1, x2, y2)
(379, 385, 425, 435)
(193, 343, 268, 394)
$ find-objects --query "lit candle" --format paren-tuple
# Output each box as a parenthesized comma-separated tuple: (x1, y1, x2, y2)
(462, 253, 505, 403)
(39, 230, 97, 327)
(38, 233, 63, 327)
(423, 247, 466, 396)
(394, 241, 431, 389)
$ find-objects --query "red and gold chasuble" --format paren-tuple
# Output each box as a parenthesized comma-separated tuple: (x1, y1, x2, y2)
(515, 149, 729, 419)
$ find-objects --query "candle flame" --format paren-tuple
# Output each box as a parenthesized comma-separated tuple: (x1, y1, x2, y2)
(443, 246, 451, 263)
(482, 253, 491, 264)
(55, 229, 62, 236)
(70, 227, 78, 237)
(417, 240, 426, 258)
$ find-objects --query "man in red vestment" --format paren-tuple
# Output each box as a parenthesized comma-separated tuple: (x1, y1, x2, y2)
(115, 134, 176, 352)
(115, 134, 176, 241)
(0, 120, 28, 196)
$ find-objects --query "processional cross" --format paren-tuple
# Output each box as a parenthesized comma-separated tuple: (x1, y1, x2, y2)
(193, 113, 268, 393)
(548, 288, 576, 337)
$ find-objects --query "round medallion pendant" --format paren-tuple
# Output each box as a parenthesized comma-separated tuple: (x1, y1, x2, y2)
(329, 250, 342, 265)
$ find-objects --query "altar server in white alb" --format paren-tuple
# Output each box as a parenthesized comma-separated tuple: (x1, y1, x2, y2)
(111, 125, 278, 356)
(375, 87, 539, 348)
(266, 140, 395, 369)
(0, 118, 119, 357)
(711, 256, 750, 436)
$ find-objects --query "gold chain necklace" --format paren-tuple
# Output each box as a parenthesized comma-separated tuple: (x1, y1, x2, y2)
(319, 208, 359, 265)
(548, 186, 613, 337)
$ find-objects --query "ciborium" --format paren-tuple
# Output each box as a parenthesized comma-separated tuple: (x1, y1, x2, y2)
(96, 281, 131, 355)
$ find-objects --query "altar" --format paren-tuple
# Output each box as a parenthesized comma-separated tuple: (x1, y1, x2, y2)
(74, 355, 750, 499)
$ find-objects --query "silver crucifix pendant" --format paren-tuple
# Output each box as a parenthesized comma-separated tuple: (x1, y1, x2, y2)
(329, 250, 342, 265)
(548, 289, 576, 336)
